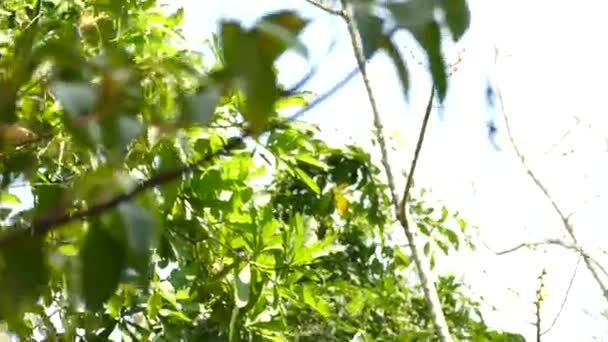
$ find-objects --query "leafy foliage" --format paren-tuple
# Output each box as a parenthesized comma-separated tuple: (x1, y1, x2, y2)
(0, 0, 525, 341)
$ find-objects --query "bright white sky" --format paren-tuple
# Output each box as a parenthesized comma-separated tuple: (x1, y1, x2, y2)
(3, 0, 608, 341)
(172, 0, 608, 340)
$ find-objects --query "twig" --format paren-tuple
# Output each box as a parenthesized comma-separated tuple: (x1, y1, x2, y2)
(541, 255, 581, 336)
(492, 238, 608, 284)
(398, 88, 434, 218)
(534, 268, 547, 342)
(303, 0, 345, 17)
(494, 46, 608, 303)
(0, 61, 365, 247)
(339, 1, 453, 341)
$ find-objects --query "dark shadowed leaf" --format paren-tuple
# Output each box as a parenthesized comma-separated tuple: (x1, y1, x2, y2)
(354, 11, 385, 59)
(0, 235, 48, 322)
(387, 0, 435, 31)
(81, 223, 126, 310)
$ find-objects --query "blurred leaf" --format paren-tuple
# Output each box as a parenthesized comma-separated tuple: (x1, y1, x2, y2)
(411, 21, 448, 101)
(295, 154, 329, 170)
(49, 81, 97, 117)
(117, 202, 159, 273)
(443, 228, 460, 249)
(354, 11, 385, 59)
(0, 193, 20, 204)
(274, 92, 312, 110)
(220, 21, 278, 134)
(383, 38, 410, 100)
(254, 10, 309, 61)
(332, 187, 349, 216)
(387, 0, 435, 30)
(293, 166, 320, 194)
(81, 222, 126, 310)
(0, 235, 48, 322)
(180, 86, 220, 126)
(440, 0, 471, 41)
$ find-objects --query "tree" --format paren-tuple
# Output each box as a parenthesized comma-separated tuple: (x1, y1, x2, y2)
(0, 0, 525, 340)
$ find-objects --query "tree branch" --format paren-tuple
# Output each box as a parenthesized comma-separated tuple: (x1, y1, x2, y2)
(303, 0, 345, 17)
(541, 255, 580, 337)
(494, 46, 608, 303)
(339, 1, 453, 341)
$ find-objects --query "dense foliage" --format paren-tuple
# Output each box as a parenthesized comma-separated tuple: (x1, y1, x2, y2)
(0, 0, 525, 340)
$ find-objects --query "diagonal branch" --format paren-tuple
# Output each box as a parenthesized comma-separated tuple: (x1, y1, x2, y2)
(339, 1, 453, 341)
(398, 88, 434, 220)
(494, 47, 608, 303)
(303, 0, 345, 17)
(0, 61, 366, 247)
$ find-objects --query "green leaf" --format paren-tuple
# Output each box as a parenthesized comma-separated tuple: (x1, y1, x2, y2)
(293, 166, 320, 194)
(0, 235, 48, 322)
(274, 92, 312, 110)
(0, 193, 20, 204)
(81, 223, 126, 310)
(394, 247, 410, 269)
(440, 0, 471, 41)
(411, 21, 448, 101)
(443, 228, 460, 249)
(295, 154, 329, 170)
(156, 142, 183, 210)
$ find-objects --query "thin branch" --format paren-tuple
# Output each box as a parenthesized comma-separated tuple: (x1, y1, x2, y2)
(534, 268, 547, 342)
(494, 46, 608, 302)
(541, 255, 581, 336)
(303, 0, 345, 17)
(0, 61, 365, 247)
(339, 1, 453, 341)
(398, 88, 434, 219)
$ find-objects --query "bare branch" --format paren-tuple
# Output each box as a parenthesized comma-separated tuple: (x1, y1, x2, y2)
(541, 255, 581, 336)
(339, 1, 453, 341)
(495, 46, 608, 302)
(303, 0, 345, 17)
(398, 88, 434, 220)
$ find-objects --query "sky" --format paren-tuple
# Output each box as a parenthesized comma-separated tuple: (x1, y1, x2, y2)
(2, 0, 608, 340)
(171, 0, 608, 340)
